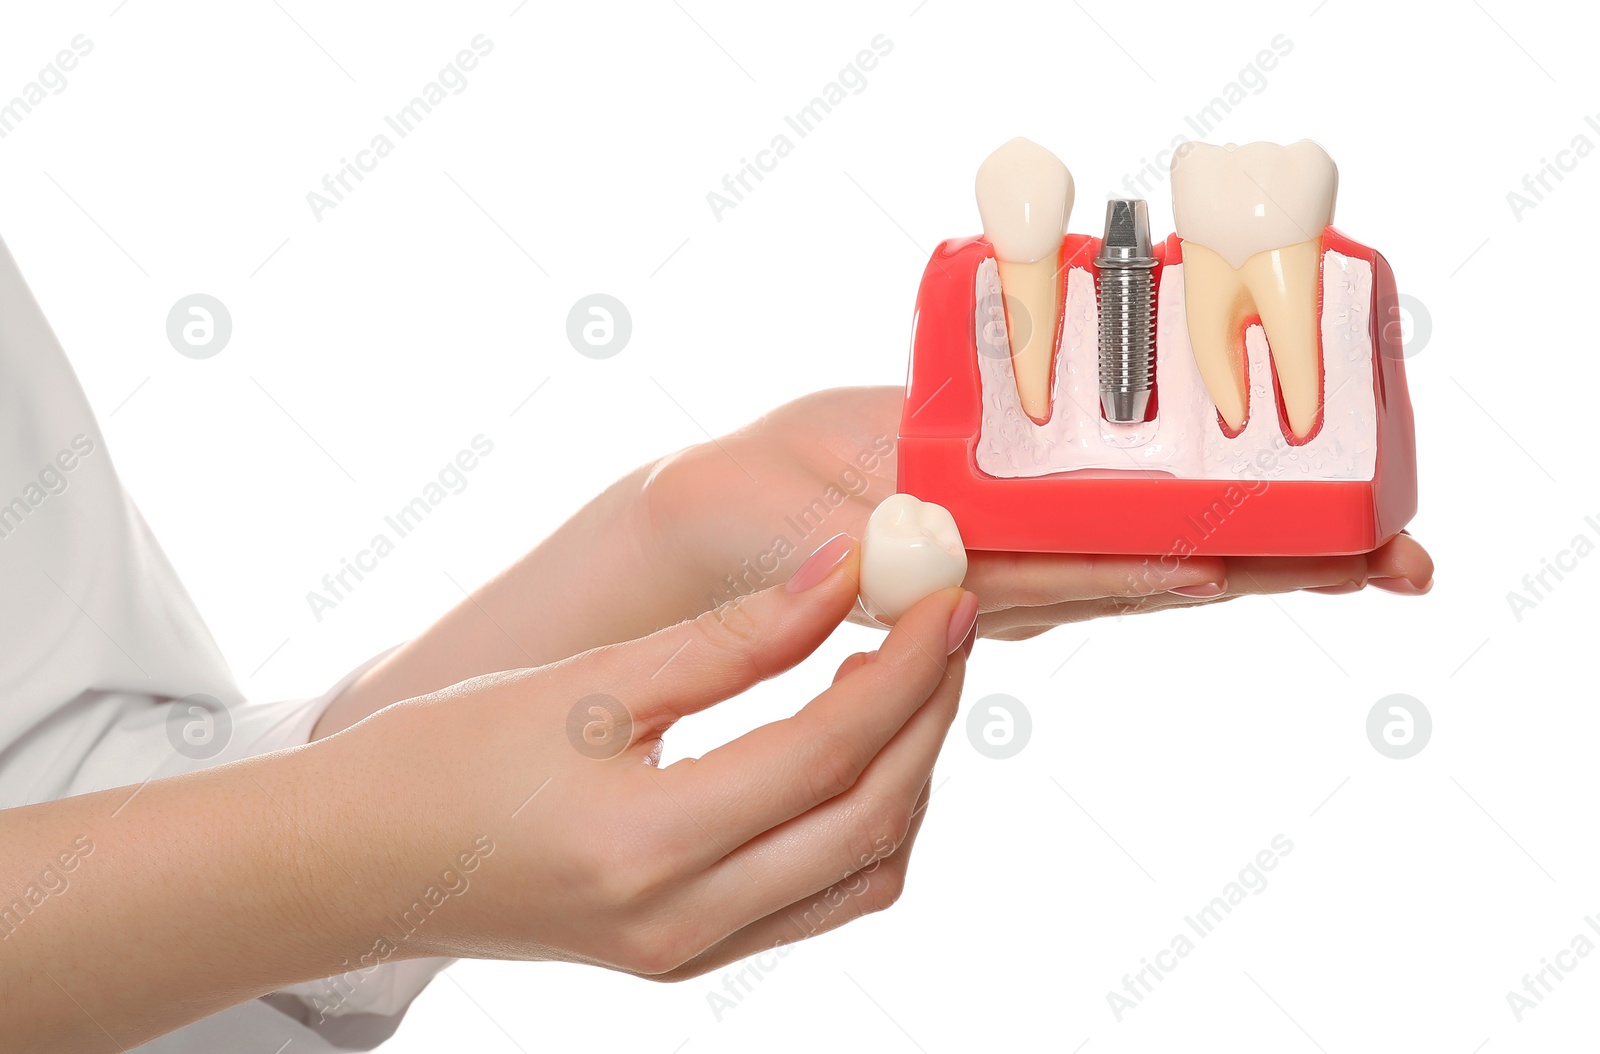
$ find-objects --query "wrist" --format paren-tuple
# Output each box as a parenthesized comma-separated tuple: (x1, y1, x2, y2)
(251, 736, 422, 970)
(0, 731, 425, 1047)
(295, 689, 529, 965)
(267, 721, 505, 970)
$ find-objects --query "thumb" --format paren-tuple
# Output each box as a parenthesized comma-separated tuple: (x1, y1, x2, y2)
(565, 533, 861, 738)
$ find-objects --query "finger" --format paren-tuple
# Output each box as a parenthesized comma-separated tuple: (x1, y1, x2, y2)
(653, 585, 974, 859)
(680, 643, 963, 937)
(1365, 533, 1434, 593)
(973, 588, 1239, 636)
(1218, 553, 1371, 594)
(650, 776, 938, 982)
(832, 652, 873, 684)
(569, 533, 862, 737)
(964, 536, 1436, 639)
(1103, 536, 1433, 598)
(906, 774, 935, 841)
(961, 551, 1226, 607)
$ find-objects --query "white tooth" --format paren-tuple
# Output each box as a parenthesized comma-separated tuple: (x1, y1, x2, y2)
(976, 138, 1074, 422)
(1172, 140, 1337, 269)
(859, 494, 968, 625)
(1171, 140, 1337, 438)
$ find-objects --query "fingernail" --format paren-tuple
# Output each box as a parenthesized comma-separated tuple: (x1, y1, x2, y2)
(946, 591, 979, 654)
(1169, 581, 1226, 598)
(961, 622, 978, 658)
(786, 534, 853, 593)
(1371, 576, 1431, 596)
(1306, 582, 1363, 595)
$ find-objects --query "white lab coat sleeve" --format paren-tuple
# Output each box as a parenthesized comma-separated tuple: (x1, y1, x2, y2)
(0, 647, 457, 1054)
(0, 226, 455, 1051)
(15, 647, 396, 811)
(137, 647, 455, 1052)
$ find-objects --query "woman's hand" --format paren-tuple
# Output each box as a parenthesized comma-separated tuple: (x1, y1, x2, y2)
(348, 536, 976, 976)
(642, 386, 1435, 641)
(320, 385, 1433, 738)
(5, 537, 972, 1050)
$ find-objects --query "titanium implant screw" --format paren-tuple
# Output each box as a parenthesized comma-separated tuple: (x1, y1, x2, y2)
(1095, 199, 1158, 423)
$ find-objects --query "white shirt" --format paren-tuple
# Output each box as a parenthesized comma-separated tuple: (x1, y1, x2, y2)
(0, 233, 448, 1050)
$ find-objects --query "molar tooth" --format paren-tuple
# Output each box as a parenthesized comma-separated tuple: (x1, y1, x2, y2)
(1170, 140, 1337, 438)
(859, 494, 967, 625)
(975, 138, 1074, 422)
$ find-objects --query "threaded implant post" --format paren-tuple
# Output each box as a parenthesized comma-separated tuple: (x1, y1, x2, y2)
(1095, 199, 1157, 423)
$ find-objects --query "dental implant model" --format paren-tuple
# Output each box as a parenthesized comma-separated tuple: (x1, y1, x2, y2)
(894, 138, 1417, 557)
(1095, 200, 1158, 423)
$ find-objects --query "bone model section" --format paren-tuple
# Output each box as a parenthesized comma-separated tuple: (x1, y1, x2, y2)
(859, 494, 968, 625)
(969, 251, 1379, 481)
(1170, 140, 1338, 439)
(975, 138, 1074, 423)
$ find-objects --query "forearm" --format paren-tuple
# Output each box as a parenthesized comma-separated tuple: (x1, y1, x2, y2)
(313, 461, 706, 739)
(0, 737, 393, 1051)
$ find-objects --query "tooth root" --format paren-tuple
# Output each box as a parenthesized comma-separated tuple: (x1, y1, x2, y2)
(1242, 240, 1323, 438)
(975, 138, 1074, 423)
(1180, 241, 1253, 431)
(995, 256, 1060, 421)
(1182, 240, 1326, 438)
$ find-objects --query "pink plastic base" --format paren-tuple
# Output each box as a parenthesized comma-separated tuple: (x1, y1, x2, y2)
(896, 228, 1418, 557)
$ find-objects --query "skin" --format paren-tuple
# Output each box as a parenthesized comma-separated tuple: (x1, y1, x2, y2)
(1, 549, 974, 1050)
(0, 386, 1433, 1049)
(323, 387, 1431, 733)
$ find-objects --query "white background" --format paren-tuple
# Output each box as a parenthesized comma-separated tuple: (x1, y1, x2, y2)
(2, 0, 1595, 1050)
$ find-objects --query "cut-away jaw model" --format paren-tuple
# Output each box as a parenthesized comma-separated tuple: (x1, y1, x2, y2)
(973, 137, 1339, 443)
(895, 135, 1417, 556)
